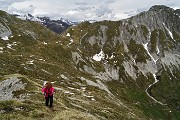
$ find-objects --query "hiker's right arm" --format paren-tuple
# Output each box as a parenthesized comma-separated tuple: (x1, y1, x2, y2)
(42, 87, 45, 92)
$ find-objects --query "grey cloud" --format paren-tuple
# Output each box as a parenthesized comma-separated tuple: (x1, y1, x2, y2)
(9, 4, 35, 14)
(137, 7, 149, 12)
(96, 4, 112, 17)
(166, 2, 176, 7)
(124, 10, 138, 17)
(0, 0, 25, 5)
(104, 0, 116, 3)
(0, 0, 26, 11)
(74, 2, 88, 5)
(77, 6, 92, 11)
(95, 0, 116, 4)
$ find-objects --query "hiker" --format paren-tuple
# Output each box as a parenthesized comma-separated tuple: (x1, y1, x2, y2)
(42, 81, 55, 108)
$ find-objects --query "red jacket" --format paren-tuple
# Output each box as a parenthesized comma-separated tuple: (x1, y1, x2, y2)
(42, 87, 55, 97)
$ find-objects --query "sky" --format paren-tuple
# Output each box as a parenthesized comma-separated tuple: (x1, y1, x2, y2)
(0, 0, 179, 21)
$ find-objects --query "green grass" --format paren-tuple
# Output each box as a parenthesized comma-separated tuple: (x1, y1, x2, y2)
(0, 99, 54, 120)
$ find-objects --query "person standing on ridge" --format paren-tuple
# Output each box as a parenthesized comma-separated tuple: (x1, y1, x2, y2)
(42, 81, 55, 109)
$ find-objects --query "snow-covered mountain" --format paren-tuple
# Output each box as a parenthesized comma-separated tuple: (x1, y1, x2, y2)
(13, 13, 78, 34)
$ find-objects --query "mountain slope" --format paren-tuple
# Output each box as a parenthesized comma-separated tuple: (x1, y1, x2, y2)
(0, 5, 180, 120)
(60, 5, 180, 118)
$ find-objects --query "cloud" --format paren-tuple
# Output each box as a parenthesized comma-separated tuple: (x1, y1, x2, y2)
(0, 0, 25, 10)
(0, 0, 180, 21)
(0, 0, 25, 4)
(74, 2, 88, 5)
(96, 4, 112, 17)
(104, 0, 116, 3)
(114, 13, 129, 20)
(8, 3, 35, 15)
(66, 10, 79, 15)
(77, 6, 92, 11)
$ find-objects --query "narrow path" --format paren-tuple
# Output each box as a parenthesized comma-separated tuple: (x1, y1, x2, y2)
(145, 74, 167, 105)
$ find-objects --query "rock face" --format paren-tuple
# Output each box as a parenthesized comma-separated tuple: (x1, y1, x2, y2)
(0, 23, 12, 38)
(0, 77, 26, 101)
(0, 11, 12, 39)
(65, 5, 180, 80)
(0, 5, 180, 120)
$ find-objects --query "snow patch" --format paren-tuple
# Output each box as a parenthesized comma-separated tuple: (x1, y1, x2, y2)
(142, 42, 157, 64)
(163, 23, 174, 41)
(7, 44, 12, 49)
(66, 33, 70, 37)
(64, 91, 74, 95)
(43, 42, 47, 45)
(156, 45, 160, 54)
(91, 98, 96, 101)
(13, 42, 17, 45)
(92, 49, 105, 61)
(26, 60, 34, 64)
(1, 36, 9, 40)
(67, 87, 75, 90)
(69, 38, 74, 45)
(38, 59, 45, 61)
(0, 47, 3, 53)
(6, 42, 17, 50)
(109, 53, 115, 59)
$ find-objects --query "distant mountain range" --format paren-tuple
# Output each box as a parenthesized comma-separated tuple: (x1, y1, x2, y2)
(13, 13, 78, 34)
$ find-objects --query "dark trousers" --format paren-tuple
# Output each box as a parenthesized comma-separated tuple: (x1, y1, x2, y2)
(45, 95, 53, 108)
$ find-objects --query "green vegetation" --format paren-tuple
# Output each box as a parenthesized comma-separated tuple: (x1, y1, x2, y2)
(127, 39, 149, 63)
(140, 25, 149, 39)
(150, 29, 158, 53)
(150, 69, 180, 110)
(172, 30, 180, 43)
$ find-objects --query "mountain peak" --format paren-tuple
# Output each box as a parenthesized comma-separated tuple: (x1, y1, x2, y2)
(149, 5, 173, 11)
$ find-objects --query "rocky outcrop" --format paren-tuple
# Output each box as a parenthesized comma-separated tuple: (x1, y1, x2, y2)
(0, 77, 26, 101)
(0, 23, 12, 39)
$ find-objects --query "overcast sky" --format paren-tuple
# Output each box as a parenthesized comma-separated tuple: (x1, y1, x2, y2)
(0, 0, 179, 21)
